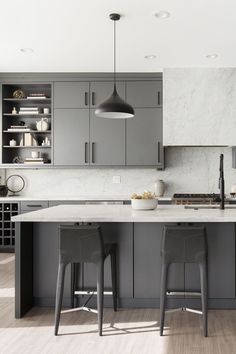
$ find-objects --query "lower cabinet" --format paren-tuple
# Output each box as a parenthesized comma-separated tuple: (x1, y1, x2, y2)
(133, 223, 236, 299)
(83, 223, 133, 298)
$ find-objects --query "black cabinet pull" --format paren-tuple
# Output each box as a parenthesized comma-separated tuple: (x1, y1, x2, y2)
(27, 205, 43, 208)
(85, 92, 88, 106)
(157, 92, 161, 106)
(92, 92, 95, 106)
(84, 142, 88, 163)
(157, 141, 161, 164)
(92, 142, 95, 163)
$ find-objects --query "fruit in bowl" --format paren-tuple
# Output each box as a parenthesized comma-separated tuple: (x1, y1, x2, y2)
(131, 191, 158, 210)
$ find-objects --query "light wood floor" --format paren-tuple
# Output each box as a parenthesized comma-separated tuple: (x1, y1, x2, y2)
(0, 253, 236, 354)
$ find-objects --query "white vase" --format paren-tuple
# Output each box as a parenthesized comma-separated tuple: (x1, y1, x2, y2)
(154, 179, 165, 197)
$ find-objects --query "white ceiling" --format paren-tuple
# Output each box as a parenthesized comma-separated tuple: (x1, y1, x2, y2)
(1, 0, 236, 72)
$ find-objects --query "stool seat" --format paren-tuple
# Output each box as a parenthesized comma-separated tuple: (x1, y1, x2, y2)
(160, 225, 208, 337)
(54, 224, 118, 336)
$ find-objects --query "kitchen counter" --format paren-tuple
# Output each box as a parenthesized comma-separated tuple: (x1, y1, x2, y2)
(14, 203, 236, 319)
(12, 204, 236, 223)
(0, 195, 172, 202)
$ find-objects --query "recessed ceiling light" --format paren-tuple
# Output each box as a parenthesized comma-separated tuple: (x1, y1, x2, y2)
(155, 11, 171, 19)
(20, 48, 34, 54)
(206, 54, 218, 59)
(144, 55, 156, 60)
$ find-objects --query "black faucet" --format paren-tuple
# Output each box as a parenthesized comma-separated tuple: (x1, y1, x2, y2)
(219, 154, 225, 210)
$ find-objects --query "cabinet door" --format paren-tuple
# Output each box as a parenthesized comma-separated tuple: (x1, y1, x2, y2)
(54, 109, 89, 165)
(90, 109, 125, 165)
(54, 82, 89, 108)
(185, 223, 235, 299)
(83, 223, 133, 298)
(90, 81, 125, 108)
(126, 81, 162, 108)
(134, 223, 184, 298)
(126, 108, 163, 166)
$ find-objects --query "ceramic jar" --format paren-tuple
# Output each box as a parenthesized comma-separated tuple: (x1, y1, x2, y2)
(154, 179, 165, 197)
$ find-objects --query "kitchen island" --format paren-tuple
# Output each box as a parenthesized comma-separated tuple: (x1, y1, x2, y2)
(12, 204, 236, 318)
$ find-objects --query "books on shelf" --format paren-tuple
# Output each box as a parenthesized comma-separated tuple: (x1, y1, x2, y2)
(20, 107, 38, 111)
(7, 128, 31, 132)
(27, 94, 47, 100)
(19, 107, 39, 115)
(24, 158, 45, 165)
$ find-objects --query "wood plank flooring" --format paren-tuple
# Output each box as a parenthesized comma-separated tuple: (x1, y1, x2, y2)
(0, 253, 236, 354)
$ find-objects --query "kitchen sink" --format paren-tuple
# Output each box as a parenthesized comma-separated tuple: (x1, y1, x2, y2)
(184, 205, 236, 210)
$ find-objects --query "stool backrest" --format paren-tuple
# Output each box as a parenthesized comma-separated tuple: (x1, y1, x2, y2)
(59, 224, 105, 264)
(162, 225, 207, 263)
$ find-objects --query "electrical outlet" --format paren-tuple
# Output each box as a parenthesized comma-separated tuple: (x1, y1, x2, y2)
(112, 175, 121, 184)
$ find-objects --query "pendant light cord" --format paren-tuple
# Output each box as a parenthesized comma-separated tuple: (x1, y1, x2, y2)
(114, 19, 116, 89)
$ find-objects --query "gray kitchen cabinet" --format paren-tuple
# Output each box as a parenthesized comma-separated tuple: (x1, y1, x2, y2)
(126, 108, 163, 166)
(83, 223, 133, 298)
(89, 81, 125, 108)
(20, 201, 49, 213)
(185, 223, 235, 299)
(54, 82, 89, 108)
(90, 109, 126, 165)
(134, 223, 184, 298)
(54, 109, 89, 165)
(126, 81, 162, 108)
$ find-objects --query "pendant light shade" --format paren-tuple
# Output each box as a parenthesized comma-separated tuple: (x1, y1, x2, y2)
(95, 13, 135, 119)
(95, 86, 134, 118)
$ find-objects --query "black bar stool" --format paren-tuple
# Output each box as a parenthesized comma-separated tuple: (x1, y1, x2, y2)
(160, 225, 208, 337)
(54, 224, 117, 336)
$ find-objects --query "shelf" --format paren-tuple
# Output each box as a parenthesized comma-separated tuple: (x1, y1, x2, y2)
(4, 114, 51, 117)
(4, 98, 51, 102)
(2, 83, 52, 168)
(3, 146, 51, 148)
(3, 130, 51, 133)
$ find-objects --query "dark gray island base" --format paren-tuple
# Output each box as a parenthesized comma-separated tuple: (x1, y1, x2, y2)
(15, 221, 236, 319)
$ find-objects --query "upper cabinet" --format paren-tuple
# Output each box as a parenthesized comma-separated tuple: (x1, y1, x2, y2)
(54, 82, 89, 108)
(163, 68, 236, 146)
(89, 81, 125, 108)
(126, 81, 162, 108)
(90, 109, 125, 165)
(126, 108, 163, 166)
(0, 75, 163, 168)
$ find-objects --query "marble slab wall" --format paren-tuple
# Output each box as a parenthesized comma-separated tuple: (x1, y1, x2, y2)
(5, 146, 236, 197)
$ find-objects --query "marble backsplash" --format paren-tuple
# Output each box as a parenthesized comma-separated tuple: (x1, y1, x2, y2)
(4, 147, 236, 198)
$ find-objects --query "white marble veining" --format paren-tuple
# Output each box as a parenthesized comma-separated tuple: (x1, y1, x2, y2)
(11, 204, 236, 223)
(6, 146, 236, 197)
(163, 68, 236, 146)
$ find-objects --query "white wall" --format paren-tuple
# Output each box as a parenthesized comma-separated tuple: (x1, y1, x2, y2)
(5, 146, 236, 198)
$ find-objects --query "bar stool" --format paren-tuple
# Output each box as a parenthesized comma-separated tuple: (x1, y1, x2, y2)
(54, 224, 117, 336)
(160, 225, 208, 337)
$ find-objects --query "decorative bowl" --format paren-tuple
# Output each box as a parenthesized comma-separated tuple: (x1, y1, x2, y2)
(131, 198, 158, 210)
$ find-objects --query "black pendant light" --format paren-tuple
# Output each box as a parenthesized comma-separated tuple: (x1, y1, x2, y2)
(95, 13, 135, 119)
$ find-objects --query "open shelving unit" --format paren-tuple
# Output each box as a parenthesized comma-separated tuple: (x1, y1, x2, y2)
(2, 83, 52, 166)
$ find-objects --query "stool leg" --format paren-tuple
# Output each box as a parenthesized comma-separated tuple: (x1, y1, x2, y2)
(199, 261, 208, 337)
(54, 263, 67, 336)
(110, 248, 118, 312)
(160, 263, 169, 336)
(97, 261, 104, 336)
(71, 263, 75, 308)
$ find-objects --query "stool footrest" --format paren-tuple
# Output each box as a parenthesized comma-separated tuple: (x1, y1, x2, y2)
(74, 290, 113, 296)
(165, 307, 203, 315)
(166, 291, 201, 297)
(61, 306, 98, 315)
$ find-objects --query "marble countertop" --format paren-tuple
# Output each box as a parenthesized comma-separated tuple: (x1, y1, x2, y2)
(11, 204, 236, 223)
(0, 195, 172, 202)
